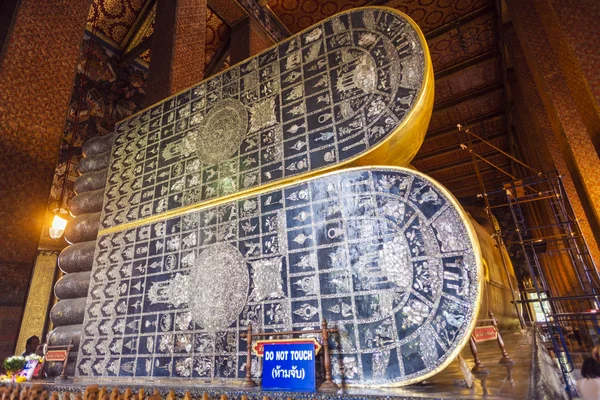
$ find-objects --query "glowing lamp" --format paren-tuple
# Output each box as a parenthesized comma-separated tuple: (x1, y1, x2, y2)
(49, 214, 68, 239)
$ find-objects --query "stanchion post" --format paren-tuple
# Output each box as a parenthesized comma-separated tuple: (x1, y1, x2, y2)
(489, 311, 513, 364)
(242, 324, 257, 387)
(56, 340, 73, 381)
(470, 336, 490, 374)
(318, 319, 339, 392)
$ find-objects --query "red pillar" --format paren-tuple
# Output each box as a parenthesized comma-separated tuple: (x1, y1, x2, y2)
(506, 0, 600, 255)
(0, 0, 92, 358)
(145, 0, 208, 106)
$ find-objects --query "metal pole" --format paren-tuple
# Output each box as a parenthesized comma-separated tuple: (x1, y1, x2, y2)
(458, 124, 540, 174)
(460, 125, 526, 328)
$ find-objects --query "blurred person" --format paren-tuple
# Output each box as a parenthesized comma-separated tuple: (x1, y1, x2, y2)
(593, 344, 600, 363)
(577, 357, 600, 400)
(21, 336, 39, 357)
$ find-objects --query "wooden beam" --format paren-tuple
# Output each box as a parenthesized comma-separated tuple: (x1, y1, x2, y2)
(448, 170, 511, 191)
(421, 150, 507, 175)
(144, 0, 207, 106)
(450, 178, 510, 197)
(425, 4, 494, 40)
(229, 17, 250, 65)
(433, 83, 503, 112)
(366, 0, 388, 5)
(449, 183, 492, 197)
(0, 0, 19, 59)
(119, 35, 153, 67)
(434, 51, 498, 79)
(447, 180, 493, 192)
(203, 37, 231, 79)
(414, 130, 507, 163)
(233, 0, 289, 42)
(264, 3, 292, 37)
(120, 0, 156, 50)
(425, 110, 505, 142)
(438, 162, 510, 186)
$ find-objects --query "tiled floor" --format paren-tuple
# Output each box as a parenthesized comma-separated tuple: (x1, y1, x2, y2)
(287, 329, 535, 399)
(390, 330, 535, 399)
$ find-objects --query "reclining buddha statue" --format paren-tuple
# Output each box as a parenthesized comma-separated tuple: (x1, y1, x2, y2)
(46, 6, 518, 387)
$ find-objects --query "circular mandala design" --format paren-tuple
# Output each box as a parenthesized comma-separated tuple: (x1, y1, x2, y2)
(188, 243, 249, 333)
(282, 0, 298, 11)
(312, 167, 481, 386)
(297, 16, 315, 30)
(301, 0, 318, 13)
(425, 10, 444, 25)
(196, 99, 248, 165)
(321, 1, 338, 16)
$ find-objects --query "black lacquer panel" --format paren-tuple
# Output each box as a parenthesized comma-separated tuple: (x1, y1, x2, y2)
(77, 167, 481, 386)
(101, 8, 428, 230)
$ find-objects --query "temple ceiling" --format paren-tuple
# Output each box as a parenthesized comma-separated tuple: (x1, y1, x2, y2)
(87, 0, 151, 47)
(86, 0, 230, 70)
(267, 0, 369, 34)
(85, 0, 510, 201)
(383, 0, 490, 33)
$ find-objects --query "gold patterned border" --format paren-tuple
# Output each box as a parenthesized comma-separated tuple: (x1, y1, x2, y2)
(15, 251, 58, 354)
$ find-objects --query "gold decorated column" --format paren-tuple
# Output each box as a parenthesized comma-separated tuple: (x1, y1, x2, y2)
(15, 252, 59, 354)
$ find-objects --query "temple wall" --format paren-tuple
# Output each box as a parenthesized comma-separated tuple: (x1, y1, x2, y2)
(0, 0, 92, 363)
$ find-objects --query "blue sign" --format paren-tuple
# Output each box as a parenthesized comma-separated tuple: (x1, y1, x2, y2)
(261, 343, 316, 392)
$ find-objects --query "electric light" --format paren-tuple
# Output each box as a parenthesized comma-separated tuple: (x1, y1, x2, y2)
(49, 214, 68, 239)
